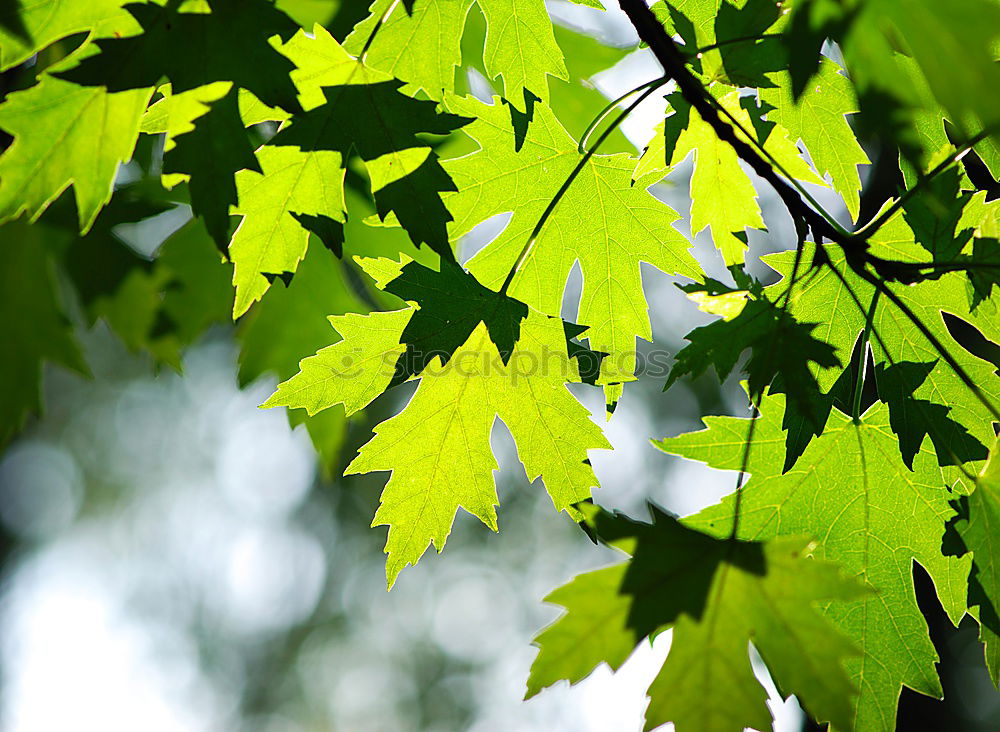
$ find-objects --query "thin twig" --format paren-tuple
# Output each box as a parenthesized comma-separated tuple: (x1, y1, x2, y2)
(578, 76, 671, 154)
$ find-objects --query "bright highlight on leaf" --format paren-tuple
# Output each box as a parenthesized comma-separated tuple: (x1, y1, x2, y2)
(266, 256, 611, 586)
(0, 75, 150, 231)
(443, 93, 700, 396)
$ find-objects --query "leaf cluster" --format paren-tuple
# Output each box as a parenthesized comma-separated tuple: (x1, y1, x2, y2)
(1, 1, 1000, 730)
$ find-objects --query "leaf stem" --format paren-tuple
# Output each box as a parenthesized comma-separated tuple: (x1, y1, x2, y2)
(852, 289, 880, 424)
(578, 76, 671, 154)
(500, 81, 662, 294)
(360, 0, 401, 61)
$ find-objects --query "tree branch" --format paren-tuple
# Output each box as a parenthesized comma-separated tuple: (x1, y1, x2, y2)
(617, 0, 1000, 425)
(616, 0, 864, 260)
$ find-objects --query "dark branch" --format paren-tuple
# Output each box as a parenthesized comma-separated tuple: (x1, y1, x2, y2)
(616, 0, 864, 259)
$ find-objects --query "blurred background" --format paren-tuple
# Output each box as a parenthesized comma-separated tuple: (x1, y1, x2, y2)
(2, 1, 1000, 730)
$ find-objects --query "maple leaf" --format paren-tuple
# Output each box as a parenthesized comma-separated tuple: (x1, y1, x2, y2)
(666, 296, 841, 426)
(229, 144, 347, 317)
(528, 503, 868, 732)
(635, 88, 825, 263)
(343, 0, 472, 100)
(656, 393, 973, 731)
(262, 307, 411, 420)
(266, 256, 611, 585)
(56, 0, 303, 113)
(765, 227, 1000, 468)
(0, 75, 151, 231)
(845, 0, 1000, 155)
(760, 59, 870, 221)
(652, 0, 788, 87)
(476, 0, 566, 110)
(441, 93, 699, 395)
(268, 78, 468, 254)
(873, 360, 988, 469)
(372, 256, 529, 387)
(0, 0, 138, 71)
(344, 0, 577, 109)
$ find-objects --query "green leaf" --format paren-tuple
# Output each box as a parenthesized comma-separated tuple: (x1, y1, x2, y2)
(443, 93, 699, 393)
(0, 0, 139, 72)
(873, 360, 988, 470)
(343, 0, 473, 100)
(666, 296, 841, 426)
(653, 0, 788, 87)
(345, 0, 570, 108)
(229, 26, 468, 317)
(637, 90, 762, 264)
(865, 0, 1000, 141)
(230, 144, 346, 317)
(262, 307, 410, 419)
(56, 0, 303, 113)
(529, 504, 867, 732)
(761, 59, 870, 221)
(657, 394, 973, 731)
(349, 303, 610, 586)
(636, 88, 824, 263)
(0, 75, 151, 231)
(477, 0, 566, 108)
(162, 86, 261, 249)
(375, 256, 529, 386)
(0, 219, 86, 444)
(766, 231, 1000, 466)
(268, 254, 611, 585)
(269, 78, 468, 256)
